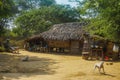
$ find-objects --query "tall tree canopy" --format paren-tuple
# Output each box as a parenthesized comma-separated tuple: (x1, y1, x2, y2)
(14, 0, 56, 11)
(0, 0, 57, 38)
(84, 0, 120, 41)
(0, 0, 16, 37)
(74, 0, 120, 42)
(39, 0, 56, 6)
(14, 5, 80, 38)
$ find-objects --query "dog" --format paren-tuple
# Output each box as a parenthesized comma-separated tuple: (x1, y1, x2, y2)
(94, 61, 105, 73)
(21, 56, 29, 61)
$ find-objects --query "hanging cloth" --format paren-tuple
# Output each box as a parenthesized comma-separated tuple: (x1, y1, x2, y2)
(113, 44, 119, 52)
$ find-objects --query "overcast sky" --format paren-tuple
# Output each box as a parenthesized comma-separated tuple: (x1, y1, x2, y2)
(56, 0, 78, 7)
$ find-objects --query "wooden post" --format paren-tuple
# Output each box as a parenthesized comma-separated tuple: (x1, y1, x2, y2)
(101, 50, 104, 60)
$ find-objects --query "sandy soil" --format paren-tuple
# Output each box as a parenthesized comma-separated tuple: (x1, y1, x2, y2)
(0, 50, 120, 80)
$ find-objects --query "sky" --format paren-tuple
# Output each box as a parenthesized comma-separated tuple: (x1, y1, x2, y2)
(56, 0, 79, 7)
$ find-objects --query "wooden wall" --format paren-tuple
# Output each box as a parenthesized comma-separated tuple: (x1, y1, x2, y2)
(70, 40, 83, 54)
(47, 40, 84, 54)
(48, 40, 70, 48)
(106, 42, 119, 60)
(107, 42, 114, 54)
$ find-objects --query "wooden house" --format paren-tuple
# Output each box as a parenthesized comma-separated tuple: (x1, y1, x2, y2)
(25, 22, 119, 60)
(41, 22, 87, 54)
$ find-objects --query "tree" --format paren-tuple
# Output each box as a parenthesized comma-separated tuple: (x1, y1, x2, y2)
(75, 0, 120, 42)
(14, 5, 80, 38)
(14, 0, 56, 11)
(0, 0, 16, 37)
(39, 0, 56, 7)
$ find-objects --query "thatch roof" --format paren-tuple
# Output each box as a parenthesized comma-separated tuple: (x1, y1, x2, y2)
(26, 34, 42, 42)
(41, 22, 87, 41)
(90, 35, 106, 40)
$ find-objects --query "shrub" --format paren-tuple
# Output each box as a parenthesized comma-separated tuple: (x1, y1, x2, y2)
(0, 46, 5, 52)
(10, 39, 24, 49)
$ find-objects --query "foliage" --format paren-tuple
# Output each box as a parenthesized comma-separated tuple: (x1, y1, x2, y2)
(76, 0, 120, 42)
(14, 0, 56, 11)
(0, 0, 16, 18)
(0, 46, 5, 52)
(0, 0, 56, 38)
(39, 0, 56, 7)
(14, 5, 80, 38)
(0, 0, 17, 37)
(10, 39, 24, 48)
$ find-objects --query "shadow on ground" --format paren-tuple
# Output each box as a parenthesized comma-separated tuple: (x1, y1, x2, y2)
(0, 52, 58, 79)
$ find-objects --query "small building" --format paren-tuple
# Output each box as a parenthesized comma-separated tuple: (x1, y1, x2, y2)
(87, 35, 120, 61)
(106, 41, 120, 60)
(25, 34, 47, 52)
(88, 35, 106, 60)
(25, 22, 120, 60)
(41, 22, 87, 54)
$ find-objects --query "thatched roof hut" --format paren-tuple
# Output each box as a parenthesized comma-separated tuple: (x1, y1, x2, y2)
(40, 22, 87, 54)
(41, 22, 87, 41)
(25, 22, 88, 54)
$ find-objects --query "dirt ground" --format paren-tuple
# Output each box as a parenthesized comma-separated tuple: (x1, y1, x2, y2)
(0, 50, 120, 80)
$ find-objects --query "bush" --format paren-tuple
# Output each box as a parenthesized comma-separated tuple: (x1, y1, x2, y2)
(0, 46, 5, 52)
(10, 39, 24, 49)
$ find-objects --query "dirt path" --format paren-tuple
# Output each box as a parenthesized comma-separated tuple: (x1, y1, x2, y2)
(1, 50, 120, 80)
